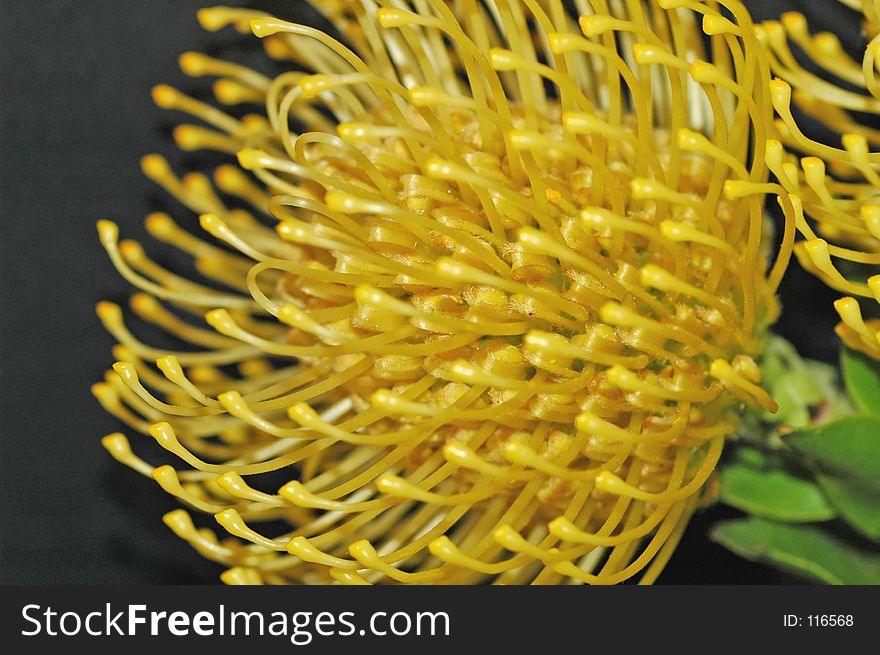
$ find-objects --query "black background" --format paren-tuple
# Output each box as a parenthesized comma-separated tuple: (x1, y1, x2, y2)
(0, 0, 853, 584)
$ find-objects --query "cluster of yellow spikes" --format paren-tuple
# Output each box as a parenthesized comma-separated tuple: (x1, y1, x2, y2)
(755, 0, 880, 359)
(92, 0, 876, 585)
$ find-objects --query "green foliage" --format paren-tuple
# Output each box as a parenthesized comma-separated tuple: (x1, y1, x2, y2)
(711, 339, 880, 584)
(711, 518, 880, 585)
(718, 449, 835, 523)
(785, 416, 880, 493)
(841, 347, 880, 416)
(816, 475, 880, 542)
(759, 337, 852, 427)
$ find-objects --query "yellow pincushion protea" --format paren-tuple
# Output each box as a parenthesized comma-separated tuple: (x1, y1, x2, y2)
(94, 0, 782, 585)
(756, 0, 880, 359)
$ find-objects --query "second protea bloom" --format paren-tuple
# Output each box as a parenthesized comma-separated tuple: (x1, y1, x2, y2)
(95, 0, 781, 584)
(757, 1, 880, 359)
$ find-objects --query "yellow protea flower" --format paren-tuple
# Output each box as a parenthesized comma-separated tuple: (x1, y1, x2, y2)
(94, 0, 782, 585)
(757, 0, 880, 359)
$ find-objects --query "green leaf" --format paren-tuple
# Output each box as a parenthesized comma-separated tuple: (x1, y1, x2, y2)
(784, 416, 880, 491)
(767, 372, 812, 427)
(841, 347, 880, 416)
(816, 475, 880, 542)
(732, 446, 770, 469)
(711, 517, 880, 585)
(719, 460, 835, 523)
(758, 336, 852, 427)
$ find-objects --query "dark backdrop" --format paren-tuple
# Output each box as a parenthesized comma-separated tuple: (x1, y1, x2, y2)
(0, 0, 849, 584)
